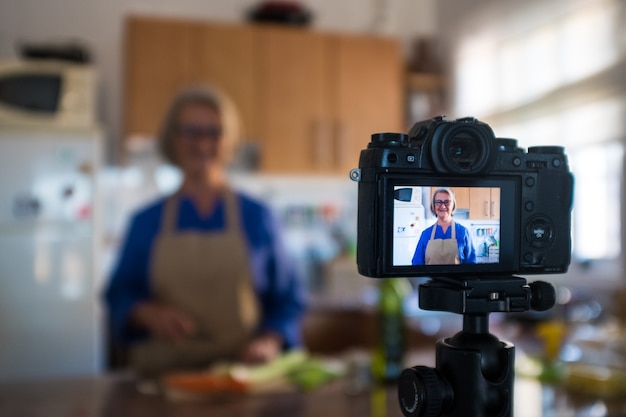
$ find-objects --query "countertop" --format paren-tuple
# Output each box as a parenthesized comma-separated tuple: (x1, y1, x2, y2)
(2, 355, 626, 417)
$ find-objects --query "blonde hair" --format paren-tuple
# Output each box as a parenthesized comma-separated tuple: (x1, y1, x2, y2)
(430, 187, 457, 216)
(157, 85, 241, 166)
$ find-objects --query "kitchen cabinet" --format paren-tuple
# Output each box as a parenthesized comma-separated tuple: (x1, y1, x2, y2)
(124, 17, 259, 142)
(332, 34, 403, 174)
(469, 187, 500, 220)
(192, 23, 260, 141)
(257, 29, 403, 173)
(430, 187, 470, 211)
(124, 17, 196, 140)
(255, 26, 331, 173)
(124, 17, 403, 174)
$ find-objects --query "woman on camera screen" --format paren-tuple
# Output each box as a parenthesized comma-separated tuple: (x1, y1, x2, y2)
(411, 187, 477, 265)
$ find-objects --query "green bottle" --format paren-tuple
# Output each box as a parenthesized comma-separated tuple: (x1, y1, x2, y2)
(371, 278, 410, 383)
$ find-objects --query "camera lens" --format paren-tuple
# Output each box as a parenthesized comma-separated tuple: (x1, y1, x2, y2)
(429, 122, 497, 175)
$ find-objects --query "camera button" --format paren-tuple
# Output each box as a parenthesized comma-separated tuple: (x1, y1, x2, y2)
(513, 157, 522, 167)
(525, 177, 535, 187)
(526, 217, 554, 248)
(387, 153, 398, 163)
(552, 158, 562, 168)
(406, 154, 416, 163)
(525, 201, 535, 211)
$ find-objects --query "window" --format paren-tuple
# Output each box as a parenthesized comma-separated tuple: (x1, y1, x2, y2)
(450, 0, 625, 263)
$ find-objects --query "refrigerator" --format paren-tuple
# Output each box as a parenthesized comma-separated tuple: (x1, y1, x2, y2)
(393, 186, 426, 266)
(0, 125, 104, 381)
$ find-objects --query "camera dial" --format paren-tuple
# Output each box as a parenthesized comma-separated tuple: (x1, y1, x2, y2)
(369, 132, 409, 148)
(399, 366, 453, 417)
(496, 138, 524, 153)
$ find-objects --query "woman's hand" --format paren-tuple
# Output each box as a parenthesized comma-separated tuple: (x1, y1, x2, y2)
(131, 302, 196, 344)
(239, 332, 283, 364)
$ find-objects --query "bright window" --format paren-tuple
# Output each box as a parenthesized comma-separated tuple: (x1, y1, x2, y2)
(451, 0, 624, 262)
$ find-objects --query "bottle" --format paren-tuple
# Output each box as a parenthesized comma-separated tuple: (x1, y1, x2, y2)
(371, 278, 410, 383)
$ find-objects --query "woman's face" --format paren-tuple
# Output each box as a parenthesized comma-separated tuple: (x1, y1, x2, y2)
(433, 191, 453, 221)
(173, 103, 224, 179)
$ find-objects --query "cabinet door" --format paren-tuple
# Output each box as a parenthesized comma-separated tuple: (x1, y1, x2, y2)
(124, 17, 196, 139)
(332, 35, 403, 174)
(256, 26, 331, 173)
(490, 187, 500, 219)
(469, 188, 492, 220)
(125, 18, 259, 144)
(430, 187, 470, 211)
(469, 188, 501, 219)
(192, 23, 259, 141)
(452, 187, 470, 211)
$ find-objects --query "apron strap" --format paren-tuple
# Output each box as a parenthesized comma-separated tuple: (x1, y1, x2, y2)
(430, 221, 456, 240)
(160, 195, 180, 235)
(222, 189, 242, 235)
(160, 189, 242, 236)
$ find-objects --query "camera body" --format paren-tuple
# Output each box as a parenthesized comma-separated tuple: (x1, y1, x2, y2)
(352, 115, 574, 278)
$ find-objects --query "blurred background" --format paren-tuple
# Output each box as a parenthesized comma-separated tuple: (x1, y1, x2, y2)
(0, 0, 625, 414)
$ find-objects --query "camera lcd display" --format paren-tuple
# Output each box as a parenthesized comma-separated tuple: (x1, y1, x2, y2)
(382, 177, 519, 277)
(393, 185, 501, 266)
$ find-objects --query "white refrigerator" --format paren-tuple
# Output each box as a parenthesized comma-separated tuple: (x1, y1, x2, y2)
(0, 126, 104, 381)
(393, 186, 426, 266)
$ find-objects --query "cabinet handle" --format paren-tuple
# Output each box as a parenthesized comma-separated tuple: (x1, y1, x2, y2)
(484, 201, 489, 217)
(334, 122, 351, 170)
(313, 120, 332, 170)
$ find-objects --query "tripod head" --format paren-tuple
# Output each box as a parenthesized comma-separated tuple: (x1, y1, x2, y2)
(398, 276, 556, 417)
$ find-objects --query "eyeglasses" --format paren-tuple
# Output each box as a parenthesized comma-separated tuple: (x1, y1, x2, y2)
(434, 199, 452, 206)
(176, 124, 223, 141)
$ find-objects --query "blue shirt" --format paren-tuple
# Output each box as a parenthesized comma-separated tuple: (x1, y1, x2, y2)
(411, 222, 477, 265)
(104, 192, 306, 349)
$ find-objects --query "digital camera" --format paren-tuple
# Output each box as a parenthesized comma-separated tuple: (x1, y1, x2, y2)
(350, 115, 574, 278)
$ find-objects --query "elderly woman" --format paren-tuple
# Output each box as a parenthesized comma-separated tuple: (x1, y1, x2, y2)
(105, 86, 306, 375)
(412, 187, 477, 265)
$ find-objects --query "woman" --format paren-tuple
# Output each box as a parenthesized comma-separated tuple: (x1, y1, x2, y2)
(412, 187, 476, 265)
(105, 86, 306, 375)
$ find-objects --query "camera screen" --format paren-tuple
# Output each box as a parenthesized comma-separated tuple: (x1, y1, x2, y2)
(384, 177, 519, 276)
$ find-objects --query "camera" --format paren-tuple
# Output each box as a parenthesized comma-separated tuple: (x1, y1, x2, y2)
(350, 115, 574, 278)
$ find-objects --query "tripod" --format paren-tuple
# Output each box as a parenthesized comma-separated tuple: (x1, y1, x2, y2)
(398, 276, 556, 417)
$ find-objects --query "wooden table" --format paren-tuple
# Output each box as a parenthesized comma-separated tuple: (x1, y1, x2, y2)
(2, 371, 626, 417)
(0, 373, 406, 417)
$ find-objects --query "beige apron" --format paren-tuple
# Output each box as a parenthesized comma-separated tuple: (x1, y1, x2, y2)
(424, 221, 460, 265)
(130, 190, 260, 376)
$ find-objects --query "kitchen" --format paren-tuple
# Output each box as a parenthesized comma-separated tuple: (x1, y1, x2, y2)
(1, 0, 626, 416)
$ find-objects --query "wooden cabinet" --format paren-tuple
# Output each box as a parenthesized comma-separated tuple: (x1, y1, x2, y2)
(124, 17, 403, 173)
(429, 187, 500, 219)
(256, 26, 331, 172)
(332, 34, 403, 174)
(192, 23, 260, 141)
(124, 17, 259, 142)
(124, 17, 196, 139)
(430, 187, 470, 211)
(469, 188, 500, 220)
(256, 29, 403, 173)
